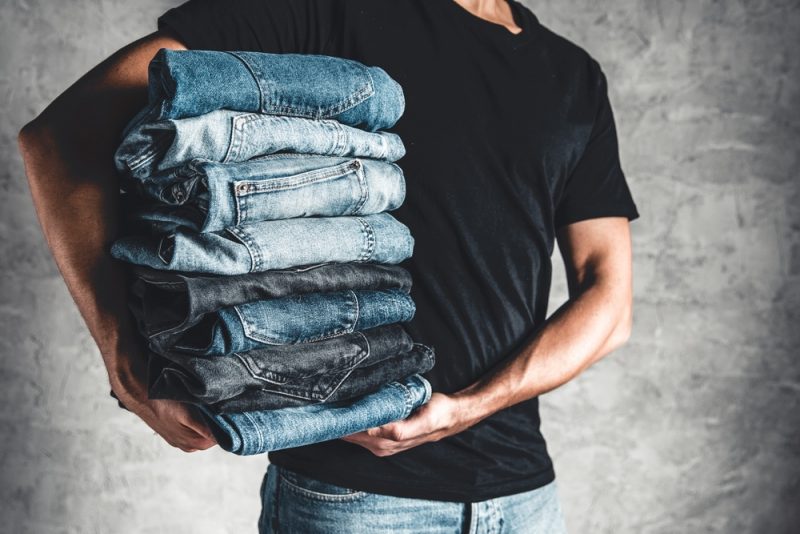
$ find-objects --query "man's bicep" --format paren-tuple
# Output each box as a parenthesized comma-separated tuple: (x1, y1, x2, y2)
(25, 31, 184, 134)
(555, 217, 634, 300)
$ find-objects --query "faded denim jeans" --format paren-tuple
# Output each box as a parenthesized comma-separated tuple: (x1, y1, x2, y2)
(120, 154, 406, 233)
(147, 325, 434, 412)
(147, 287, 415, 356)
(125, 49, 404, 136)
(116, 110, 406, 180)
(126, 262, 412, 340)
(198, 373, 432, 455)
(110, 212, 413, 274)
(259, 465, 568, 534)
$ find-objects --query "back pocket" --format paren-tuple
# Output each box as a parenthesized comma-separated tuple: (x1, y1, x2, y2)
(234, 159, 367, 224)
(231, 52, 374, 119)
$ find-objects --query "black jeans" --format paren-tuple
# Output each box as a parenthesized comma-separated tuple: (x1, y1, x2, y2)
(147, 324, 434, 413)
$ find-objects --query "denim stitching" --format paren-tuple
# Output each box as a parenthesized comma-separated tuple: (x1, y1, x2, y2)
(233, 295, 356, 346)
(234, 159, 361, 195)
(348, 289, 360, 332)
(226, 226, 261, 272)
(279, 471, 368, 502)
(226, 52, 265, 114)
(242, 411, 264, 454)
(355, 217, 375, 261)
(349, 159, 369, 215)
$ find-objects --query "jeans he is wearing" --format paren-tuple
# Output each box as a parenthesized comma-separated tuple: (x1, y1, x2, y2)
(121, 154, 406, 233)
(125, 49, 405, 136)
(259, 465, 568, 534)
(198, 373, 432, 455)
(111, 212, 414, 275)
(116, 110, 406, 180)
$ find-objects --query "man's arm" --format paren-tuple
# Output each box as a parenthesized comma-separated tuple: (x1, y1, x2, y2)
(17, 31, 216, 452)
(342, 216, 634, 455)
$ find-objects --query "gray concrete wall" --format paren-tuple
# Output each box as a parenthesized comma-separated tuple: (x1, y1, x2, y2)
(1, 1, 797, 532)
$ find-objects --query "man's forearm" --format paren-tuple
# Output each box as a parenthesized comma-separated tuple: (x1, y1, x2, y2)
(451, 278, 633, 427)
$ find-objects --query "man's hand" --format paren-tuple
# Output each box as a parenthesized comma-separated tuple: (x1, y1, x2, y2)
(341, 392, 474, 456)
(112, 366, 217, 453)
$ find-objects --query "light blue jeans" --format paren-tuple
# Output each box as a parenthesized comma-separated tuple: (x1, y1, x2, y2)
(122, 154, 406, 233)
(111, 212, 414, 274)
(116, 110, 406, 180)
(158, 288, 416, 356)
(130, 49, 404, 133)
(259, 464, 568, 533)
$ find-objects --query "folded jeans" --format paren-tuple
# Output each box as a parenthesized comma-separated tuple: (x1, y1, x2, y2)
(124, 49, 404, 136)
(116, 110, 406, 180)
(111, 212, 414, 275)
(146, 325, 434, 412)
(125, 262, 412, 340)
(120, 154, 406, 233)
(147, 287, 415, 356)
(198, 373, 432, 455)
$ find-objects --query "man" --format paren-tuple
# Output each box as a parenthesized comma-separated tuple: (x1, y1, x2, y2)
(18, 0, 639, 531)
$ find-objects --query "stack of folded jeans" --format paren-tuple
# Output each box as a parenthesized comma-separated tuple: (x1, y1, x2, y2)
(109, 49, 434, 454)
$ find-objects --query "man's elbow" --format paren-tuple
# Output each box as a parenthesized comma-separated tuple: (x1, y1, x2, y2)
(18, 117, 47, 164)
(608, 299, 633, 350)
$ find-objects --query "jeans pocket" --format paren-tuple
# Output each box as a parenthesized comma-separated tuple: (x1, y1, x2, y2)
(231, 52, 375, 119)
(233, 159, 367, 225)
(278, 467, 369, 502)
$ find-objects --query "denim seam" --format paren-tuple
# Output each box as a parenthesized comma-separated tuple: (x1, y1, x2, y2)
(232, 300, 355, 346)
(242, 411, 264, 454)
(230, 52, 375, 119)
(278, 472, 368, 502)
(226, 226, 261, 272)
(395, 162, 407, 208)
(331, 119, 346, 155)
(355, 217, 375, 262)
(235, 348, 369, 388)
(224, 113, 249, 163)
(348, 289, 361, 332)
(349, 158, 369, 215)
(234, 351, 359, 402)
(234, 159, 361, 196)
(225, 52, 265, 114)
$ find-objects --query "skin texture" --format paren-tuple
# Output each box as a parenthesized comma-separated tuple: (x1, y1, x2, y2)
(17, 0, 634, 459)
(17, 31, 216, 453)
(341, 217, 634, 455)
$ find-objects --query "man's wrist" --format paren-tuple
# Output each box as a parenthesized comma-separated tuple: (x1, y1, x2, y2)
(449, 388, 499, 430)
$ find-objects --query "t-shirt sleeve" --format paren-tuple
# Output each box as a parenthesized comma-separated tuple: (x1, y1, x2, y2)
(554, 60, 640, 228)
(157, 0, 342, 54)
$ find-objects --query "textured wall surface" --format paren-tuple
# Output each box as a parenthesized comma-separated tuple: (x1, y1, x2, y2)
(1, 1, 798, 532)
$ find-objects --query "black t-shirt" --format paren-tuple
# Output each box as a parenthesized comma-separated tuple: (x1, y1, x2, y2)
(157, 0, 640, 502)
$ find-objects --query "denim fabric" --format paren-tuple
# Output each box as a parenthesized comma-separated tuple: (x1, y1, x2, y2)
(146, 325, 433, 412)
(149, 288, 415, 356)
(198, 373, 432, 455)
(208, 344, 434, 413)
(259, 465, 568, 534)
(110, 212, 414, 274)
(116, 110, 406, 180)
(120, 154, 406, 233)
(126, 49, 404, 134)
(126, 262, 412, 340)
